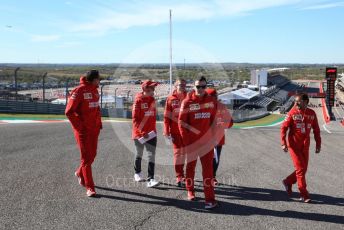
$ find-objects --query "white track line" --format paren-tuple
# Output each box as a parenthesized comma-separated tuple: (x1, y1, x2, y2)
(0, 120, 68, 124)
(237, 120, 284, 129)
(322, 124, 332, 134)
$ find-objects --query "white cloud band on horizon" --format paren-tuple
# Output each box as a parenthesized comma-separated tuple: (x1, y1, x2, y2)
(70, 0, 306, 33)
(30, 34, 61, 42)
(300, 1, 344, 10)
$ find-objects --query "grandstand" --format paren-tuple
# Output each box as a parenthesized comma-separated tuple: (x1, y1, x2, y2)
(239, 74, 303, 112)
(279, 96, 295, 114)
(337, 77, 344, 92)
(267, 74, 289, 87)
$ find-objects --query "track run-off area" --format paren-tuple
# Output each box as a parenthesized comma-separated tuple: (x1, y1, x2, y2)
(1, 81, 343, 229)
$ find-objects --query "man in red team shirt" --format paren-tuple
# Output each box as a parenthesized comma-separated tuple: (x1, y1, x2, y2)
(178, 76, 218, 209)
(132, 80, 160, 188)
(164, 78, 187, 187)
(65, 70, 102, 197)
(281, 93, 321, 203)
(206, 88, 233, 186)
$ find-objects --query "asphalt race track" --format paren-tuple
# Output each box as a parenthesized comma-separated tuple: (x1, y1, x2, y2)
(0, 120, 343, 230)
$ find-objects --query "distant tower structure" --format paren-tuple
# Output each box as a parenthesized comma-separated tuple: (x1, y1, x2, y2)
(258, 74, 261, 95)
(251, 69, 268, 88)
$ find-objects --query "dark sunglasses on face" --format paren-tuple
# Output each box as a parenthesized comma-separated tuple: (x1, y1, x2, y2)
(144, 87, 155, 92)
(195, 85, 206, 89)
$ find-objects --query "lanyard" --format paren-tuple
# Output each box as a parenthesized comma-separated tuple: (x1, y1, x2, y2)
(297, 108, 308, 122)
(297, 108, 308, 133)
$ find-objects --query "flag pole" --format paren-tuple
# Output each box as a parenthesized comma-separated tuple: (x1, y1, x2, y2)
(169, 9, 173, 94)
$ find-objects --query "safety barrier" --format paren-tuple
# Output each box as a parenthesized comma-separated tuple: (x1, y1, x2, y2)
(0, 99, 269, 123)
(231, 109, 270, 123)
(319, 82, 330, 123)
(0, 100, 66, 115)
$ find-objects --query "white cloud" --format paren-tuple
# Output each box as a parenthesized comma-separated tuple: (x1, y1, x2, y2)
(56, 41, 82, 48)
(30, 34, 61, 42)
(73, 3, 212, 32)
(301, 1, 344, 10)
(71, 0, 304, 33)
(214, 0, 301, 15)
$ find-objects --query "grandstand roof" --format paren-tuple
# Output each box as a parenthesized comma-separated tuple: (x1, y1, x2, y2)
(219, 88, 259, 101)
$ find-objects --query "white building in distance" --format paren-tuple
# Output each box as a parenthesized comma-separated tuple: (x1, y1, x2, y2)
(250, 69, 268, 86)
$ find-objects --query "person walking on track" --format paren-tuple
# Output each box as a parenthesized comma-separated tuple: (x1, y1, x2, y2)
(281, 93, 321, 203)
(206, 88, 233, 186)
(132, 80, 160, 188)
(65, 70, 102, 197)
(178, 76, 218, 209)
(164, 78, 188, 187)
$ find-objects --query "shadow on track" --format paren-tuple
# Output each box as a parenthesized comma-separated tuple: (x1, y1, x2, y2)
(215, 183, 344, 206)
(94, 184, 344, 225)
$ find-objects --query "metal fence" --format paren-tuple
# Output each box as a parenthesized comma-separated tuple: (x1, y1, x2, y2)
(0, 100, 132, 118)
(231, 108, 270, 123)
(0, 100, 66, 115)
(0, 99, 270, 122)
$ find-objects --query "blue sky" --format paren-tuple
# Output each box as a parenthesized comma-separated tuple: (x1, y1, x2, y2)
(0, 0, 343, 64)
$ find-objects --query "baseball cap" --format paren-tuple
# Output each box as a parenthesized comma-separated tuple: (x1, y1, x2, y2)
(141, 80, 159, 90)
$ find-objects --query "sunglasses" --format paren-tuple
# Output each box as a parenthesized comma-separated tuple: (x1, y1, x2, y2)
(144, 87, 155, 91)
(195, 85, 207, 89)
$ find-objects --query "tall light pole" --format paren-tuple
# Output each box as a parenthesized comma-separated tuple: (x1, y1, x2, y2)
(42, 72, 47, 102)
(65, 79, 69, 106)
(114, 87, 118, 108)
(169, 9, 173, 94)
(14, 67, 20, 100)
(127, 90, 131, 110)
(100, 84, 105, 109)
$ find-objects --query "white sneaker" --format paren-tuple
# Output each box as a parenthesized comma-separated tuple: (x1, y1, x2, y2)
(134, 173, 145, 182)
(205, 201, 218, 209)
(86, 189, 96, 197)
(147, 179, 160, 188)
(75, 172, 85, 187)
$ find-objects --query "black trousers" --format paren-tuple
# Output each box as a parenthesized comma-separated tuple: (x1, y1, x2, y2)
(134, 137, 157, 180)
(213, 145, 223, 177)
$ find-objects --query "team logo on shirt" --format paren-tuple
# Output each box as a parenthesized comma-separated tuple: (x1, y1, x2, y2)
(204, 102, 214, 109)
(172, 100, 180, 107)
(89, 102, 99, 108)
(292, 114, 303, 121)
(83, 93, 93, 99)
(173, 108, 180, 113)
(144, 111, 154, 116)
(195, 112, 211, 119)
(189, 103, 200, 111)
(141, 103, 148, 109)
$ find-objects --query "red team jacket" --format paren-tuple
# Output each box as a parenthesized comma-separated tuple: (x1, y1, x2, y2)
(65, 77, 102, 132)
(132, 92, 157, 139)
(178, 91, 217, 146)
(214, 102, 233, 146)
(281, 106, 321, 150)
(163, 90, 187, 136)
